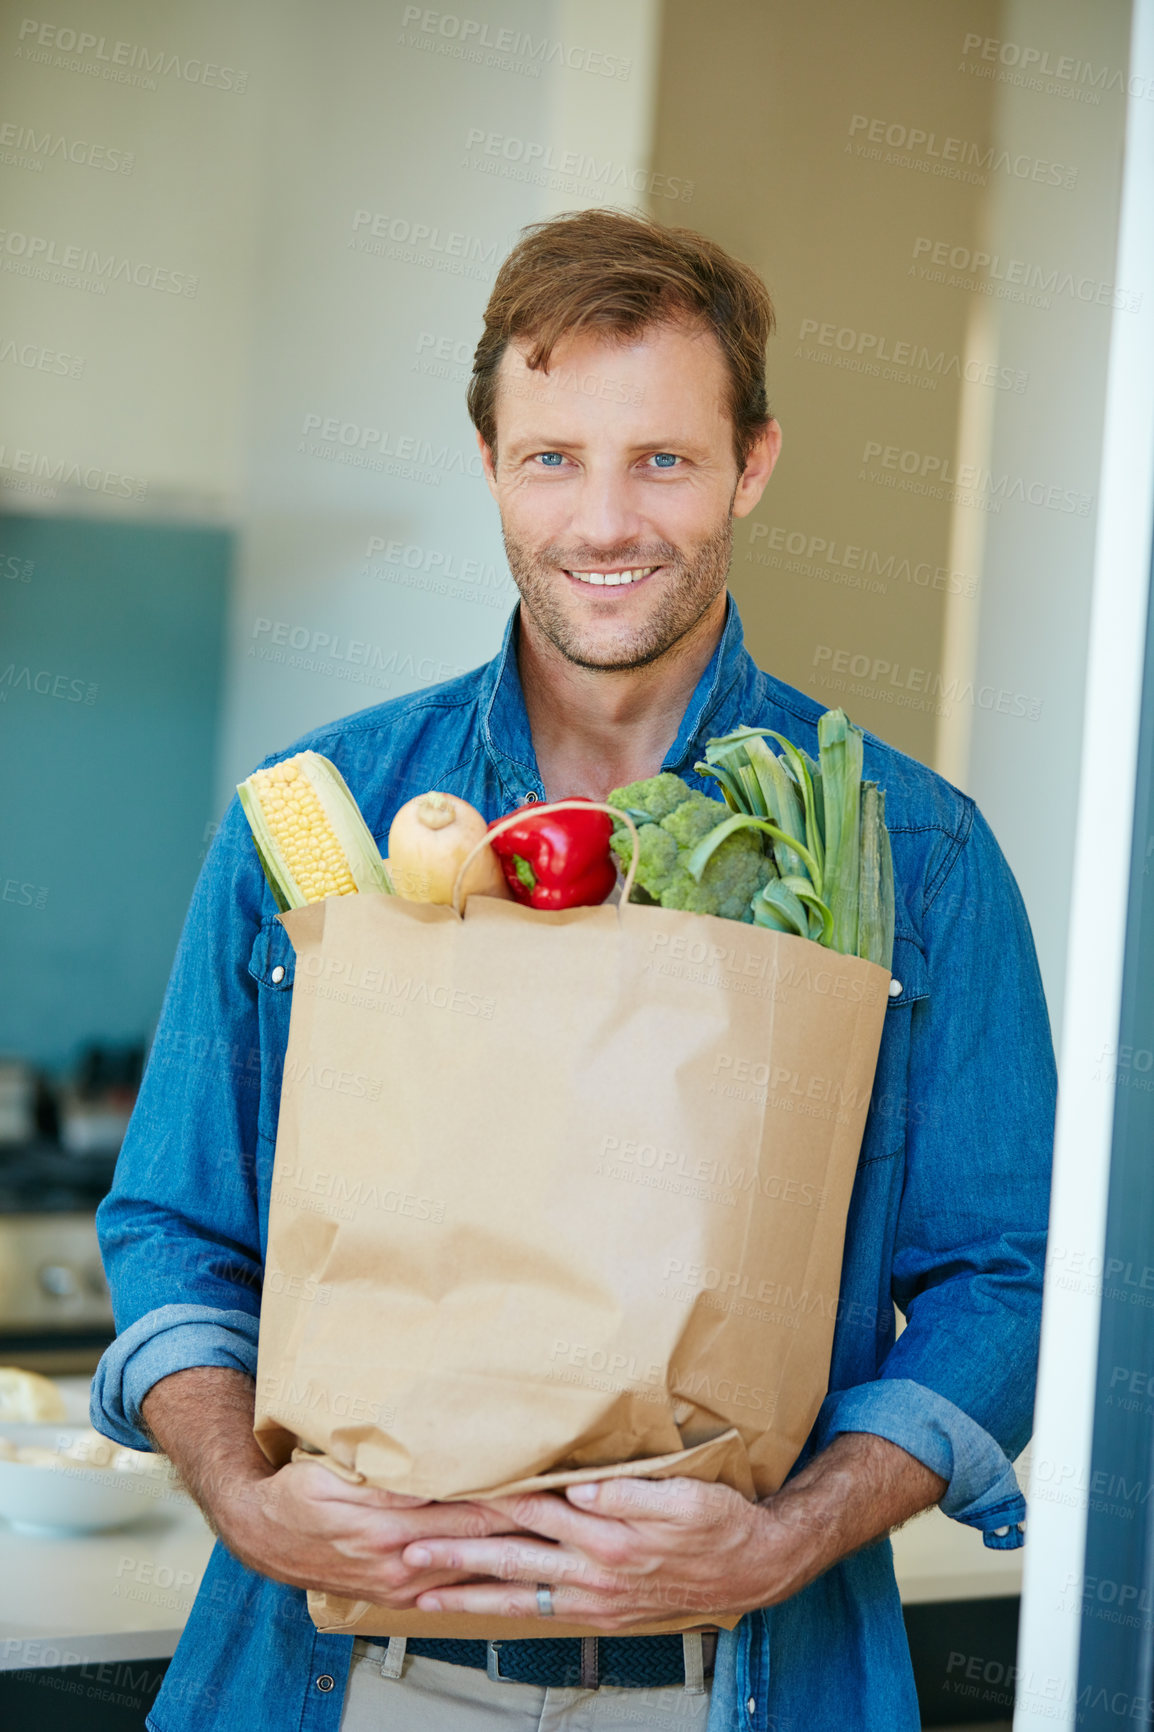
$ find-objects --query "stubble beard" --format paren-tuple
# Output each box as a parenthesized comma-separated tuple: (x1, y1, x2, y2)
(501, 514, 736, 673)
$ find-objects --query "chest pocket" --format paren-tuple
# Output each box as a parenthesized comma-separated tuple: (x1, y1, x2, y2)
(859, 931, 930, 1161)
(247, 914, 297, 992)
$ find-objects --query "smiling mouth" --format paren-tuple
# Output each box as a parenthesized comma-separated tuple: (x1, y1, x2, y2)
(565, 565, 660, 587)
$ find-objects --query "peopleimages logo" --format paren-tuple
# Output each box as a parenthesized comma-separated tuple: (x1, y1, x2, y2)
(411, 329, 472, 384)
(0, 122, 134, 173)
(362, 536, 513, 611)
(812, 644, 1042, 722)
(15, 18, 248, 92)
(747, 522, 977, 598)
(842, 114, 1074, 188)
(860, 438, 1093, 517)
(398, 6, 633, 80)
(248, 616, 465, 688)
(959, 31, 1154, 103)
(910, 236, 1142, 313)
(0, 229, 197, 296)
(462, 128, 693, 202)
(298, 413, 483, 486)
(0, 444, 147, 501)
(796, 318, 1027, 394)
(1, 337, 84, 378)
(350, 209, 498, 269)
(847, 113, 1077, 188)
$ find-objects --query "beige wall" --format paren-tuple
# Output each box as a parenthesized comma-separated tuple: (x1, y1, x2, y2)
(957, 0, 1131, 1032)
(0, 0, 663, 795)
(0, 0, 267, 519)
(649, 0, 1130, 1033)
(650, 0, 998, 767)
(0, 0, 1130, 1022)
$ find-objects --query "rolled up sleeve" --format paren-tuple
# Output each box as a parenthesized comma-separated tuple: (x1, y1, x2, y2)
(816, 1378, 1026, 1547)
(90, 1306, 260, 1451)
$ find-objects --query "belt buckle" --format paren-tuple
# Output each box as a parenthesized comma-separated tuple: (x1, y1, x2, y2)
(486, 1638, 601, 1690)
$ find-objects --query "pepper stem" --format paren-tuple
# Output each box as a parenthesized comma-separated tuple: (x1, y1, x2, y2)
(512, 853, 537, 890)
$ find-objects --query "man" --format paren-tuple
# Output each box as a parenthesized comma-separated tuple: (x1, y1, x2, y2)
(92, 210, 1055, 1731)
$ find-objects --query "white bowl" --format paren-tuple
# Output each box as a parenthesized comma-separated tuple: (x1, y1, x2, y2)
(0, 1424, 182, 1535)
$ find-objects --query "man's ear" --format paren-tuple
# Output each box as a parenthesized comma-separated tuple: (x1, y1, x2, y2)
(731, 419, 782, 519)
(476, 430, 499, 500)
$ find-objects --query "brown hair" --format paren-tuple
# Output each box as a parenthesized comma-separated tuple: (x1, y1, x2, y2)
(467, 208, 775, 471)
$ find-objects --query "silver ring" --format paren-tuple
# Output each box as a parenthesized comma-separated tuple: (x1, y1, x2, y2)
(536, 1583, 555, 1618)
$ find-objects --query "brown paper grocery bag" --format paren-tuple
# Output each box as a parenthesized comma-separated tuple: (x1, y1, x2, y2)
(254, 891, 888, 1638)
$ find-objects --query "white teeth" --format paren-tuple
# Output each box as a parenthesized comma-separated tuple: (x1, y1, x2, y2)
(570, 566, 657, 586)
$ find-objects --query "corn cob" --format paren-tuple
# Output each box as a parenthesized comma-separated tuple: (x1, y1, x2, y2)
(237, 751, 393, 910)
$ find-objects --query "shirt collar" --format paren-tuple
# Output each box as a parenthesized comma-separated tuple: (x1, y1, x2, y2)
(478, 593, 754, 796)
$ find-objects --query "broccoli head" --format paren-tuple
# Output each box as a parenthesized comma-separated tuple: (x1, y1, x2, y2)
(609, 772, 695, 824)
(608, 774, 774, 922)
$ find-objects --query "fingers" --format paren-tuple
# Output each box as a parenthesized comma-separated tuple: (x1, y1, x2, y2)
(290, 1468, 516, 1539)
(473, 1478, 732, 1565)
(564, 1475, 732, 1527)
(413, 1581, 660, 1628)
(402, 1535, 622, 1597)
(475, 1490, 633, 1558)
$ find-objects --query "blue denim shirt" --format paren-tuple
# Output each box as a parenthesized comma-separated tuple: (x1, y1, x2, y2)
(92, 594, 1055, 1732)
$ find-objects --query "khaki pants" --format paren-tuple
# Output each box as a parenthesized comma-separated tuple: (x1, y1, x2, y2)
(337, 1639, 714, 1731)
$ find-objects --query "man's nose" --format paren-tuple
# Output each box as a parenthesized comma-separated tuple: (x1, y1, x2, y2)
(566, 470, 644, 553)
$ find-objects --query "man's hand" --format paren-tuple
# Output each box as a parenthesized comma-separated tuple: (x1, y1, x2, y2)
(403, 1432, 948, 1628)
(406, 1475, 768, 1629)
(140, 1366, 528, 1607)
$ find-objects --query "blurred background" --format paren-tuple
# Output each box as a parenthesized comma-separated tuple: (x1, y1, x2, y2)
(0, 0, 1148, 1725)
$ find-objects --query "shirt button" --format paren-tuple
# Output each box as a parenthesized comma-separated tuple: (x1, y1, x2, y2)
(271, 965, 286, 984)
(316, 1674, 335, 1692)
(888, 978, 903, 997)
(747, 1695, 757, 1715)
(523, 792, 539, 803)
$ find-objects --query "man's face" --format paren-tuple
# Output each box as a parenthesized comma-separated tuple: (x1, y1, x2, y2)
(477, 320, 779, 671)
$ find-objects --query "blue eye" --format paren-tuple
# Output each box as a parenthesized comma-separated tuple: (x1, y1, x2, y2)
(652, 453, 678, 468)
(538, 452, 564, 467)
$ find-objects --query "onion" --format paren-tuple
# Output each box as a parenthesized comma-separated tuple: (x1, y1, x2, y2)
(387, 792, 509, 905)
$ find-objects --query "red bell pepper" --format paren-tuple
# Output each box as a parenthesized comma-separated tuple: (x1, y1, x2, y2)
(487, 798, 617, 910)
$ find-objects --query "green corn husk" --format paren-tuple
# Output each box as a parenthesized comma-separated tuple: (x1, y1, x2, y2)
(817, 709, 862, 958)
(237, 750, 394, 911)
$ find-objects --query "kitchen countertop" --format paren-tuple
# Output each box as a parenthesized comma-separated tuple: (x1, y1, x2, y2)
(0, 1379, 1023, 1671)
(0, 1495, 214, 1672)
(0, 1379, 213, 1672)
